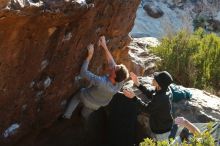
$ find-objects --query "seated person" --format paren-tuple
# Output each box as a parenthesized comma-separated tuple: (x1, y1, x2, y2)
(63, 36, 129, 119)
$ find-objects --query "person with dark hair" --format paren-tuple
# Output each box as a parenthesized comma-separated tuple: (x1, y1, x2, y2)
(63, 36, 129, 119)
(123, 71, 174, 140)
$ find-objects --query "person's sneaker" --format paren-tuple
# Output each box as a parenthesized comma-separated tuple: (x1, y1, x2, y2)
(62, 114, 71, 119)
(57, 115, 65, 121)
(62, 97, 80, 119)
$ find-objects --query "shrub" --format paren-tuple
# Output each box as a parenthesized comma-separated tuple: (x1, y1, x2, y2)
(140, 123, 215, 146)
(150, 28, 220, 94)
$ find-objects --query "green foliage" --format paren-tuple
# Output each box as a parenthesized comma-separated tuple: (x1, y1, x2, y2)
(150, 28, 220, 93)
(140, 124, 215, 146)
(140, 138, 156, 146)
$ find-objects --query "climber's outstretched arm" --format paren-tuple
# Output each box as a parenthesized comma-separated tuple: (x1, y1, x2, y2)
(85, 43, 94, 62)
(99, 36, 116, 69)
(80, 44, 103, 86)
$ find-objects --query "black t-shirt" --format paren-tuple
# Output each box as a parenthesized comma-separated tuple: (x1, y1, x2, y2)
(107, 92, 139, 146)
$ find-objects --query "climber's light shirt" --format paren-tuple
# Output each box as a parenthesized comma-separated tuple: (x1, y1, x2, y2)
(80, 60, 123, 110)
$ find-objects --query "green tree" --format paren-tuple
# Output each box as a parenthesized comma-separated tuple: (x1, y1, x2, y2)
(150, 28, 220, 94)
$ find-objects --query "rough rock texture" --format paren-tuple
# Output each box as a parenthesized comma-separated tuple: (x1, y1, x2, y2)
(113, 37, 160, 76)
(0, 0, 140, 145)
(0, 0, 8, 8)
(131, 0, 193, 38)
(127, 37, 160, 75)
(131, 0, 220, 38)
(143, 4, 164, 18)
(173, 89, 220, 122)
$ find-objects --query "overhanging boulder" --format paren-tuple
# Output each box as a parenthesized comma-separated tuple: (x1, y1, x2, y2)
(0, 0, 140, 145)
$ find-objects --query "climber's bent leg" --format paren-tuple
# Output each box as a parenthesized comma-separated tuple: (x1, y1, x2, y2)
(63, 91, 81, 119)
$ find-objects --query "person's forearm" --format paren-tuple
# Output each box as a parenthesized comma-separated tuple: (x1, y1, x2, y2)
(134, 80, 140, 87)
(81, 55, 92, 77)
(80, 60, 89, 77)
(86, 56, 91, 62)
(102, 45, 116, 67)
(135, 96, 152, 114)
(184, 120, 201, 135)
(86, 57, 91, 62)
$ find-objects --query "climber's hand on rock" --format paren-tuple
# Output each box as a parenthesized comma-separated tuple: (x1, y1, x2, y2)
(87, 44, 94, 61)
(130, 72, 140, 86)
(123, 88, 135, 99)
(99, 36, 107, 49)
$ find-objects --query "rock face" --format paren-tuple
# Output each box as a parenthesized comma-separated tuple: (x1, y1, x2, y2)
(173, 88, 220, 122)
(143, 4, 164, 18)
(131, 0, 220, 38)
(112, 37, 160, 76)
(0, 0, 140, 145)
